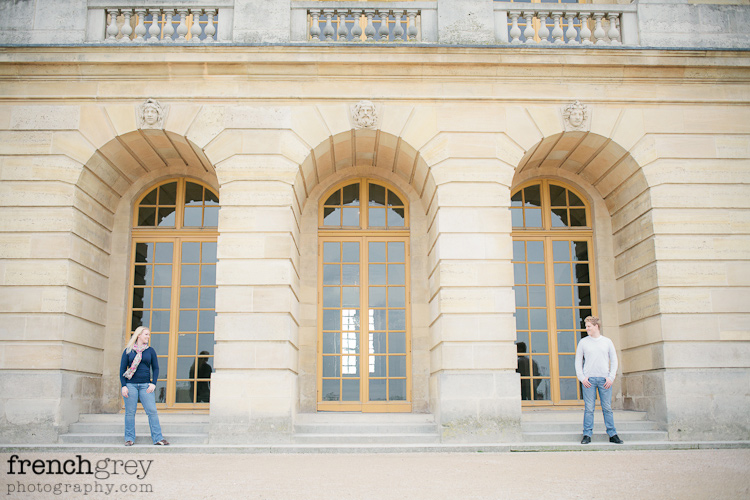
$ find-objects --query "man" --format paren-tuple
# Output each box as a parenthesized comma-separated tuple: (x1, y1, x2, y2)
(575, 316, 624, 444)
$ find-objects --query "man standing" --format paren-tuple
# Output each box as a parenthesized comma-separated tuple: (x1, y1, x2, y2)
(575, 316, 624, 444)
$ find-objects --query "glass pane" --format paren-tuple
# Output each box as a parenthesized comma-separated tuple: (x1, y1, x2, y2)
(569, 192, 584, 206)
(202, 242, 217, 263)
(200, 287, 215, 308)
(323, 265, 340, 285)
(371, 332, 387, 354)
(323, 356, 340, 377)
(527, 264, 545, 284)
(512, 241, 525, 261)
(159, 182, 177, 205)
(342, 379, 360, 401)
(369, 183, 386, 206)
(323, 242, 340, 263)
(573, 241, 589, 261)
(371, 308, 386, 330)
(369, 242, 386, 262)
(178, 333, 197, 355)
(389, 356, 406, 377)
(201, 265, 216, 286)
(515, 310, 529, 331)
(154, 288, 175, 310)
(554, 263, 571, 284)
(559, 354, 576, 376)
(342, 183, 359, 206)
(511, 190, 523, 207)
(577, 309, 592, 330)
(325, 190, 340, 206)
(516, 332, 529, 352)
(389, 332, 406, 353)
(388, 191, 403, 207)
(180, 264, 199, 286)
(551, 208, 568, 227)
(322, 379, 340, 401)
(556, 308, 574, 330)
(528, 286, 546, 307)
(342, 287, 359, 307)
(549, 184, 566, 206)
(179, 310, 197, 332)
(569, 208, 586, 226)
(323, 332, 340, 354)
(154, 381, 167, 403)
(513, 263, 527, 284)
(527, 241, 544, 261)
(341, 310, 359, 332)
(389, 379, 406, 401)
(132, 287, 146, 309)
(388, 242, 405, 262)
(182, 242, 200, 263)
(389, 310, 406, 331)
(369, 379, 386, 401)
(203, 207, 219, 227)
(511, 208, 523, 227)
(555, 286, 573, 307)
(575, 286, 591, 307)
(323, 310, 340, 330)
(530, 331, 548, 353)
(559, 378, 579, 400)
(535, 355, 550, 376)
(553, 241, 570, 261)
(155, 242, 173, 263)
(342, 207, 359, 226)
(369, 287, 386, 307)
(574, 264, 590, 284)
(533, 378, 551, 400)
(324, 207, 341, 226)
(158, 207, 176, 227)
(514, 286, 527, 307)
(388, 287, 405, 307)
(524, 185, 541, 207)
(342, 264, 359, 285)
(388, 208, 405, 227)
(138, 207, 156, 226)
(184, 206, 202, 227)
(342, 355, 359, 376)
(369, 264, 386, 285)
(176, 357, 194, 379)
(530, 309, 547, 330)
(141, 187, 157, 205)
(179, 287, 198, 308)
(198, 311, 215, 332)
(150, 333, 168, 353)
(520, 378, 531, 401)
(369, 208, 386, 226)
(323, 287, 340, 307)
(205, 189, 218, 205)
(135, 242, 153, 264)
(197, 334, 213, 354)
(151, 311, 169, 332)
(371, 355, 387, 376)
(342, 242, 359, 262)
(185, 182, 203, 205)
(525, 208, 542, 228)
(388, 264, 405, 285)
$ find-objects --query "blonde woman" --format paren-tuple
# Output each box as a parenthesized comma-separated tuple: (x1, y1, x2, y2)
(120, 326, 169, 446)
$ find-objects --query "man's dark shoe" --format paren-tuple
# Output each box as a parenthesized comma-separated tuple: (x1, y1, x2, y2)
(609, 434, 624, 444)
(581, 435, 591, 444)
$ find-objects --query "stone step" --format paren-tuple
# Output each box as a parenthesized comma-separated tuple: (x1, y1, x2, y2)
(68, 422, 210, 434)
(295, 413, 436, 424)
(76, 413, 209, 423)
(522, 430, 669, 443)
(293, 433, 441, 445)
(59, 433, 209, 445)
(295, 422, 439, 434)
(522, 420, 662, 433)
(521, 409, 649, 422)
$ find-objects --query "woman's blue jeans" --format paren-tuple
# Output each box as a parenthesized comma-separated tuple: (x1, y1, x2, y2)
(582, 377, 617, 437)
(123, 383, 164, 444)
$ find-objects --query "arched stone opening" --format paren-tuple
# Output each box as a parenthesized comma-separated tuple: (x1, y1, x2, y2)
(511, 131, 659, 417)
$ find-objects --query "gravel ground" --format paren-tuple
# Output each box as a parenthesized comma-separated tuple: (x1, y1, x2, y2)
(2, 449, 749, 500)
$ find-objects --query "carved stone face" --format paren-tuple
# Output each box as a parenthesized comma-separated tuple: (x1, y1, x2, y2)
(353, 100, 377, 128)
(143, 105, 159, 126)
(568, 107, 584, 128)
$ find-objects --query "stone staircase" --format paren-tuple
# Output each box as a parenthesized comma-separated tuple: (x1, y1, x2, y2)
(518, 409, 668, 449)
(59, 413, 210, 445)
(293, 412, 441, 446)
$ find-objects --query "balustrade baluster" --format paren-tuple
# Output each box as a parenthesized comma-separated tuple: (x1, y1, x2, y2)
(365, 10, 376, 41)
(406, 10, 418, 42)
(509, 11, 522, 44)
(579, 12, 592, 45)
(134, 9, 147, 43)
(176, 9, 189, 42)
(337, 11, 349, 42)
(120, 10, 133, 42)
(607, 12, 621, 45)
(204, 10, 216, 43)
(163, 10, 175, 42)
(148, 10, 161, 42)
(537, 12, 550, 44)
(106, 10, 119, 42)
(593, 13, 606, 45)
(565, 12, 578, 45)
(393, 11, 404, 42)
(551, 12, 564, 45)
(323, 10, 335, 41)
(310, 10, 321, 41)
(523, 12, 535, 44)
(351, 9, 363, 41)
(378, 11, 390, 41)
(190, 10, 203, 43)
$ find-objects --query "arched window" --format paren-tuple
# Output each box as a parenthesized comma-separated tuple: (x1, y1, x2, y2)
(512, 180, 596, 405)
(317, 179, 411, 412)
(129, 179, 219, 408)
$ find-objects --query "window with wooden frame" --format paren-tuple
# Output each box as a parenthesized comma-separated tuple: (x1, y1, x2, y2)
(511, 180, 596, 405)
(129, 179, 219, 409)
(318, 179, 412, 412)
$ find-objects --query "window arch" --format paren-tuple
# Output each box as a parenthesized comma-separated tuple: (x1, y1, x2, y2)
(512, 179, 596, 405)
(317, 178, 411, 412)
(129, 178, 219, 409)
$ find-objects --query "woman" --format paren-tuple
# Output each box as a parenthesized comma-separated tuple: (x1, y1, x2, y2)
(120, 326, 169, 446)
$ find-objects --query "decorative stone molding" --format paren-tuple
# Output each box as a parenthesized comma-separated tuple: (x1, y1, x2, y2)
(350, 100, 379, 129)
(562, 100, 589, 131)
(138, 98, 168, 129)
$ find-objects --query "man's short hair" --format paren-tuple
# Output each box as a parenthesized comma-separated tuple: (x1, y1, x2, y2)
(584, 316, 601, 328)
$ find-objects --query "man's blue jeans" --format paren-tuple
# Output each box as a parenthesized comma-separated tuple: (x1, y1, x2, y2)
(123, 383, 164, 444)
(582, 377, 617, 437)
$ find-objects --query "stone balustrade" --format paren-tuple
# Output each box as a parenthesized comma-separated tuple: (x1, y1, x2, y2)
(89, 4, 225, 43)
(494, 3, 638, 46)
(290, 2, 438, 43)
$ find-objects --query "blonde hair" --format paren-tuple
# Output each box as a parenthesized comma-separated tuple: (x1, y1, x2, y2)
(125, 326, 149, 353)
(584, 316, 601, 329)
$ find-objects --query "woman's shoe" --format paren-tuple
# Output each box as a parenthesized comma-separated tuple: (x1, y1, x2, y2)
(124, 441, 134, 446)
(154, 439, 170, 446)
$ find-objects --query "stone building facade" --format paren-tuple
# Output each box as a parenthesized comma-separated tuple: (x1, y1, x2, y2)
(0, 0, 748, 444)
